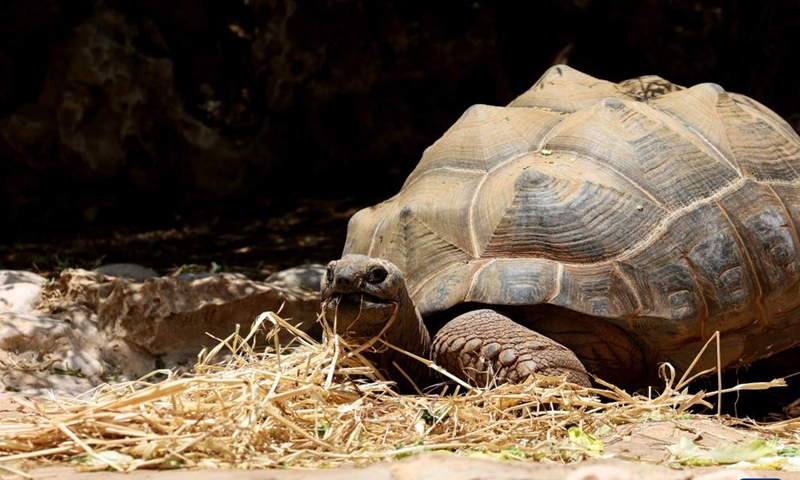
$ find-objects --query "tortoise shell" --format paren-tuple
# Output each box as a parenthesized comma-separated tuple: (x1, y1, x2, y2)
(342, 65, 800, 376)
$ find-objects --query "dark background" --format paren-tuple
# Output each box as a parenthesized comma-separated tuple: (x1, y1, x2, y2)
(1, 0, 799, 275)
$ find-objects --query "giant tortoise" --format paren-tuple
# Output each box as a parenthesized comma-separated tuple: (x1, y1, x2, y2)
(320, 65, 800, 392)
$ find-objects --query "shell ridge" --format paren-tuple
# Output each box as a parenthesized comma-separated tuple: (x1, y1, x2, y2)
(560, 149, 667, 210)
(712, 197, 768, 328)
(465, 111, 549, 258)
(621, 98, 741, 209)
(766, 183, 800, 266)
(686, 122, 740, 175)
(545, 261, 565, 303)
(616, 177, 749, 264)
(715, 91, 800, 183)
(539, 101, 670, 210)
(400, 165, 488, 191)
(656, 106, 742, 176)
(611, 260, 645, 317)
(467, 173, 491, 257)
(733, 94, 800, 147)
(465, 259, 493, 300)
(367, 209, 391, 255)
(411, 214, 473, 259)
(670, 245, 711, 339)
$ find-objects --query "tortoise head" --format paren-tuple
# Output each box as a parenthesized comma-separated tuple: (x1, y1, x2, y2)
(320, 254, 411, 339)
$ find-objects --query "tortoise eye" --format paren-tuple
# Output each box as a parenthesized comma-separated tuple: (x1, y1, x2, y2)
(366, 265, 388, 284)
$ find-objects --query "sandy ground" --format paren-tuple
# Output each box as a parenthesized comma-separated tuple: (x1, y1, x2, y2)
(4, 454, 797, 480)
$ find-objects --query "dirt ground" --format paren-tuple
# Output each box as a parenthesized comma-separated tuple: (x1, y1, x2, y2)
(2, 454, 800, 480)
(4, 451, 796, 480)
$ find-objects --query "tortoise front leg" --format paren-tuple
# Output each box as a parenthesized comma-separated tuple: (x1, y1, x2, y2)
(432, 309, 591, 388)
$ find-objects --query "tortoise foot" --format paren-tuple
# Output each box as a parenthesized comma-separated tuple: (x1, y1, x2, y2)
(432, 309, 591, 388)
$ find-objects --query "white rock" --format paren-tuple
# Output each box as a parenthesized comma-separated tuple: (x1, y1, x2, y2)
(0, 282, 43, 313)
(0, 312, 108, 394)
(52, 348, 105, 377)
(0, 270, 47, 286)
(0, 312, 71, 352)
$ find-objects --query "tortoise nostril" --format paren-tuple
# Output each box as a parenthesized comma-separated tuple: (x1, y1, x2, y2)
(366, 265, 388, 284)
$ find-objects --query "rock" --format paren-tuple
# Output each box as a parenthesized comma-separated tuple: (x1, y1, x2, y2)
(2, 369, 96, 397)
(0, 270, 46, 314)
(54, 268, 321, 369)
(266, 264, 325, 292)
(109, 274, 319, 355)
(0, 312, 71, 352)
(176, 271, 247, 281)
(0, 270, 47, 286)
(0, 266, 322, 396)
(94, 263, 159, 282)
(0, 271, 109, 395)
(0, 311, 101, 395)
(382, 456, 757, 480)
(0, 283, 42, 313)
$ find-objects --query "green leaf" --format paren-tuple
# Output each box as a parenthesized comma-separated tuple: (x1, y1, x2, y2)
(71, 451, 134, 468)
(505, 445, 526, 459)
(568, 427, 603, 453)
(667, 437, 777, 466)
(778, 447, 800, 457)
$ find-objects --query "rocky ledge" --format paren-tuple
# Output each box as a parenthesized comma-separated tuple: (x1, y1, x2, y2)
(0, 264, 323, 396)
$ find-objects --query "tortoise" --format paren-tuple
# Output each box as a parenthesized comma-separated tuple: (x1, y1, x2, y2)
(320, 64, 800, 392)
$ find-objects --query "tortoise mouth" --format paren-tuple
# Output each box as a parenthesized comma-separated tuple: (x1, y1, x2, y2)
(322, 292, 399, 334)
(325, 292, 390, 309)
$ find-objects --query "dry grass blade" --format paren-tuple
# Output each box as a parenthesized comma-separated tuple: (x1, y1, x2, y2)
(0, 311, 796, 471)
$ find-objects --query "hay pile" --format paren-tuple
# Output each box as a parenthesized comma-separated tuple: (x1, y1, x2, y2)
(0, 312, 796, 473)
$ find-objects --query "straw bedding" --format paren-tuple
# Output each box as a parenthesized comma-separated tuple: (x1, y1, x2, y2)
(0, 311, 797, 473)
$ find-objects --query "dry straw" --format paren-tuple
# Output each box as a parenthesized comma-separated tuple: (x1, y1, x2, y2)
(0, 311, 796, 472)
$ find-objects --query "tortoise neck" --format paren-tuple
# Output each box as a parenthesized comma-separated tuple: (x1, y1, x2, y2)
(375, 291, 434, 392)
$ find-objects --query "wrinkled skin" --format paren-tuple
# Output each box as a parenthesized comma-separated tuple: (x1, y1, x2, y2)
(321, 254, 591, 392)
